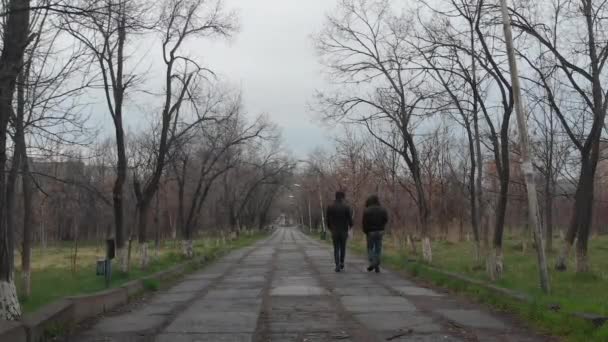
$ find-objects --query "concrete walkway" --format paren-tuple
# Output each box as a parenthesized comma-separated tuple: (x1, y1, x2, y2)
(73, 228, 548, 342)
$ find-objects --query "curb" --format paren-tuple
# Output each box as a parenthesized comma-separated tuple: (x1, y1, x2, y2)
(405, 262, 608, 329)
(0, 253, 215, 342)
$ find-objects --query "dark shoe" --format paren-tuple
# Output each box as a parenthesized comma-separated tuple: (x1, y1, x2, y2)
(375, 266, 380, 273)
(367, 266, 374, 272)
(340, 263, 345, 270)
(335, 266, 341, 273)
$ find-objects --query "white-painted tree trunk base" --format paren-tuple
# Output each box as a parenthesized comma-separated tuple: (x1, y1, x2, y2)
(473, 242, 481, 264)
(140, 243, 149, 269)
(575, 248, 589, 273)
(555, 243, 571, 271)
(406, 235, 416, 254)
(116, 247, 128, 273)
(0, 280, 21, 321)
(182, 239, 194, 259)
(422, 237, 432, 263)
(21, 271, 31, 298)
(487, 247, 504, 281)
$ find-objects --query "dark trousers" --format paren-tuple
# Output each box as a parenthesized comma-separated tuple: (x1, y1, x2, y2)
(366, 231, 383, 267)
(332, 231, 348, 266)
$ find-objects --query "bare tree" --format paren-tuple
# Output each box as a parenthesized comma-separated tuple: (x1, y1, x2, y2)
(511, 0, 608, 272)
(315, 0, 441, 261)
(133, 0, 237, 268)
(0, 0, 31, 321)
(172, 93, 269, 257)
(416, 0, 517, 278)
(62, 0, 149, 271)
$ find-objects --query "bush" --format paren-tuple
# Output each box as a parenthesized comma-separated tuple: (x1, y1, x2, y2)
(143, 278, 160, 291)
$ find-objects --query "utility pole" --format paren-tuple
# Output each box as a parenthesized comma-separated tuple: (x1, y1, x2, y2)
(317, 174, 327, 239)
(308, 197, 312, 232)
(499, 0, 550, 293)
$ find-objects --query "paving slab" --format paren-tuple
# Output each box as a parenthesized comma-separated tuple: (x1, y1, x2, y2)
(333, 286, 392, 296)
(183, 273, 222, 280)
(188, 297, 262, 311)
(223, 276, 266, 283)
(76, 333, 148, 342)
(265, 332, 354, 341)
(205, 289, 262, 298)
(155, 333, 253, 342)
(166, 280, 210, 293)
(341, 295, 416, 313)
(148, 292, 198, 305)
(269, 311, 344, 333)
(272, 276, 320, 286)
(165, 312, 259, 333)
(354, 312, 442, 333)
(269, 296, 333, 312)
(394, 286, 445, 297)
(89, 314, 166, 333)
(437, 309, 508, 329)
(270, 285, 328, 296)
(374, 332, 464, 341)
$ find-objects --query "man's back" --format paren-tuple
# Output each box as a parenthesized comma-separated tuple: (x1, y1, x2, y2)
(362, 204, 388, 233)
(326, 200, 353, 233)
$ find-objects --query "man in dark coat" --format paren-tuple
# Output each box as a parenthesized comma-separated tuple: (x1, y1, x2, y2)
(362, 195, 388, 273)
(325, 191, 353, 272)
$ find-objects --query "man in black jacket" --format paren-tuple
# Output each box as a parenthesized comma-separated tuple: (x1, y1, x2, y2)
(362, 195, 388, 273)
(325, 191, 353, 272)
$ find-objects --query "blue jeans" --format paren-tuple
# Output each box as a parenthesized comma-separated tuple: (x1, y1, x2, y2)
(366, 231, 383, 267)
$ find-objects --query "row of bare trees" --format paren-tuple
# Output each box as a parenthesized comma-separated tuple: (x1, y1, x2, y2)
(0, 0, 292, 320)
(309, 0, 608, 288)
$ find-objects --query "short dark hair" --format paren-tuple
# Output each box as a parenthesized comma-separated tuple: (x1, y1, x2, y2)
(335, 191, 345, 200)
(365, 195, 380, 207)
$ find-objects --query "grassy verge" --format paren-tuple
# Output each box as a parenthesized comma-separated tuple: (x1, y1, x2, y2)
(16, 232, 266, 313)
(311, 230, 608, 341)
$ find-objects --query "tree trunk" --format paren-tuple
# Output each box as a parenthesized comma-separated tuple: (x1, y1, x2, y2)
(500, 0, 550, 293)
(113, 125, 128, 272)
(181, 239, 194, 259)
(545, 175, 554, 252)
(1, 150, 21, 321)
(466, 120, 481, 263)
(138, 202, 150, 269)
(20, 150, 33, 299)
(419, 198, 432, 263)
(153, 191, 160, 260)
(14, 66, 33, 298)
(488, 175, 509, 280)
(112, 134, 127, 267)
(471, 18, 485, 264)
(556, 159, 595, 271)
(574, 161, 596, 273)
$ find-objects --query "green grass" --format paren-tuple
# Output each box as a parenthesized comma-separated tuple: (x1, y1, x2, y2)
(344, 232, 608, 342)
(15, 232, 265, 313)
(427, 236, 608, 316)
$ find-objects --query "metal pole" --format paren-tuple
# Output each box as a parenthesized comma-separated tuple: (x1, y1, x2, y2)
(317, 174, 327, 240)
(308, 197, 312, 231)
(499, 0, 550, 293)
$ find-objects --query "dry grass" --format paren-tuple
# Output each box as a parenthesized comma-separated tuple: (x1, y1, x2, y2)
(14, 233, 263, 313)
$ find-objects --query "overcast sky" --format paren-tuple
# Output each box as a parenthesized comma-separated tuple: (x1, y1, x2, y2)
(191, 0, 337, 157)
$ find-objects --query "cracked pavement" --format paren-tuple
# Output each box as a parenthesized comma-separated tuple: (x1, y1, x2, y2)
(72, 227, 550, 342)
